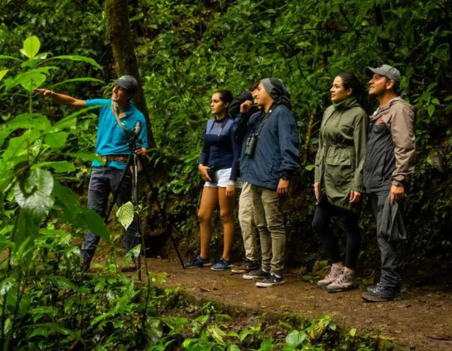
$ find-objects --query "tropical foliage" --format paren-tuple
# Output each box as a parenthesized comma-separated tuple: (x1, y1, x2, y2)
(1, 0, 451, 348)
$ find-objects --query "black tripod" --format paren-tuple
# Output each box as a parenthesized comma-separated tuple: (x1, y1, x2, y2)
(104, 131, 185, 281)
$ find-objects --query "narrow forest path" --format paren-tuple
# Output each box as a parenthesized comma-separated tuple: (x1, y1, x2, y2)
(133, 257, 452, 351)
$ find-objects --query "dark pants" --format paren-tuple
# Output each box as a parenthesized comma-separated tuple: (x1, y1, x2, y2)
(312, 197, 361, 269)
(80, 167, 140, 263)
(369, 191, 404, 289)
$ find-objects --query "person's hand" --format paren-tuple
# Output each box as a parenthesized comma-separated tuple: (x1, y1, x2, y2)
(226, 184, 235, 197)
(314, 182, 320, 200)
(277, 179, 290, 195)
(34, 88, 54, 97)
(240, 100, 252, 113)
(198, 165, 211, 181)
(390, 184, 405, 206)
(349, 191, 362, 204)
(135, 147, 147, 157)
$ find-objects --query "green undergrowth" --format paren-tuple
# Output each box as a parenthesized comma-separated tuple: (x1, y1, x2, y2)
(152, 285, 402, 351)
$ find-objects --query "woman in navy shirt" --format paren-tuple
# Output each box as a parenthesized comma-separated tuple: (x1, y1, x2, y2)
(187, 90, 240, 270)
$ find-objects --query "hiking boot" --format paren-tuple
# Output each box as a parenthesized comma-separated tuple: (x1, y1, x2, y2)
(366, 282, 382, 292)
(317, 265, 343, 288)
(231, 260, 259, 274)
(327, 267, 356, 293)
(186, 255, 211, 269)
(243, 268, 271, 280)
(256, 273, 284, 288)
(362, 285, 401, 302)
(211, 258, 232, 271)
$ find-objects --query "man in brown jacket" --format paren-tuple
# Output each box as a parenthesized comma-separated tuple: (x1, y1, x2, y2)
(362, 64, 416, 302)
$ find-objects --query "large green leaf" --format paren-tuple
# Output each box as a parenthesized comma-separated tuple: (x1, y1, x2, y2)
(45, 132, 69, 149)
(1, 129, 40, 163)
(21, 36, 41, 59)
(286, 330, 306, 347)
(0, 55, 22, 62)
(14, 168, 54, 217)
(116, 201, 134, 230)
(47, 55, 102, 70)
(0, 113, 50, 148)
(14, 210, 41, 250)
(0, 69, 8, 81)
(4, 70, 46, 92)
(47, 105, 99, 133)
(52, 77, 105, 88)
(73, 206, 110, 242)
(52, 182, 110, 242)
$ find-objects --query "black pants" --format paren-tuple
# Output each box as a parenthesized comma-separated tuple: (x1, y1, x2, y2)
(369, 191, 404, 289)
(312, 197, 361, 269)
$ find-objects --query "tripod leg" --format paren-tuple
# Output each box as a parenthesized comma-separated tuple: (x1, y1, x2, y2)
(130, 154, 143, 282)
(104, 155, 134, 223)
(138, 155, 186, 269)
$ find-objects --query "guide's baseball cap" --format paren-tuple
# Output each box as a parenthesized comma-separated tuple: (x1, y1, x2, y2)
(113, 75, 138, 94)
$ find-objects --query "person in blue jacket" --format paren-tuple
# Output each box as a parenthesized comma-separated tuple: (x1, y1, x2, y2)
(186, 90, 241, 271)
(235, 79, 300, 287)
(35, 75, 148, 272)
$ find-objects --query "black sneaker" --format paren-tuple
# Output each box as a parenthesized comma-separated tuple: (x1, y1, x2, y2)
(256, 274, 284, 288)
(185, 255, 211, 269)
(231, 260, 259, 274)
(362, 284, 401, 302)
(243, 268, 271, 280)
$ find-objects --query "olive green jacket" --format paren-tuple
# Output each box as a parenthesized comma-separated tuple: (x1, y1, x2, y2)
(314, 103, 368, 211)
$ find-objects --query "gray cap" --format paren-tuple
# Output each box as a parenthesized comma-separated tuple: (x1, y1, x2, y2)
(113, 75, 138, 94)
(366, 64, 401, 83)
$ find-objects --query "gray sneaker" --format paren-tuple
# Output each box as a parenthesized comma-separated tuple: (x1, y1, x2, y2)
(327, 268, 356, 293)
(317, 265, 343, 288)
(243, 268, 271, 280)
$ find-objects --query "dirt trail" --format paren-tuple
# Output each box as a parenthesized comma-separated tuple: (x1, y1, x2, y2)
(136, 257, 452, 351)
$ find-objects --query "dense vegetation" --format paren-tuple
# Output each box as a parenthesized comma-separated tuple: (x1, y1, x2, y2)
(1, 0, 451, 349)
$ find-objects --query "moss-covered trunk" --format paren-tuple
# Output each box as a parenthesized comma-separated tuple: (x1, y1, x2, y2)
(105, 0, 156, 149)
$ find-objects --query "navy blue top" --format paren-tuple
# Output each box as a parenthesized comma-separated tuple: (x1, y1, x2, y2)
(199, 117, 240, 181)
(235, 104, 300, 190)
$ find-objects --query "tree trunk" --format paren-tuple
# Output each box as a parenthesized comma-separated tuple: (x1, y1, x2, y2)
(105, 0, 156, 149)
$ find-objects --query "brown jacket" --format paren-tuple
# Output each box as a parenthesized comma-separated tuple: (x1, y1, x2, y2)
(365, 97, 416, 190)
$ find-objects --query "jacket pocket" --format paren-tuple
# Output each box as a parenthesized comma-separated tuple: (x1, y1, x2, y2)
(325, 149, 354, 190)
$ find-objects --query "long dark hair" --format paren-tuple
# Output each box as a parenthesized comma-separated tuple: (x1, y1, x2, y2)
(337, 72, 369, 113)
(215, 90, 233, 107)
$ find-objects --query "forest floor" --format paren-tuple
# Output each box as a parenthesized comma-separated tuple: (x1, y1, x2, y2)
(113, 256, 452, 351)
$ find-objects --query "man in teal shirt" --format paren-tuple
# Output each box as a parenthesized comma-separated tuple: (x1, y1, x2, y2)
(36, 75, 148, 271)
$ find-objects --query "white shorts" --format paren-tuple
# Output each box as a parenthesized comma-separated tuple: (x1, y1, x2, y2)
(204, 168, 243, 188)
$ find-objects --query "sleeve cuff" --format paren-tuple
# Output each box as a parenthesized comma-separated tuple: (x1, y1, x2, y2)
(392, 180, 405, 187)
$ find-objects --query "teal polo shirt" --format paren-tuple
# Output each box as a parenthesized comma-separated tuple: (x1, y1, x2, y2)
(86, 99, 149, 170)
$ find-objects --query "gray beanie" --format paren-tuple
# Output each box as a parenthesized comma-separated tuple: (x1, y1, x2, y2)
(261, 78, 291, 107)
(261, 78, 290, 100)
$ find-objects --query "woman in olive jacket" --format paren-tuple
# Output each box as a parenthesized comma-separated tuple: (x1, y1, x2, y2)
(313, 72, 368, 293)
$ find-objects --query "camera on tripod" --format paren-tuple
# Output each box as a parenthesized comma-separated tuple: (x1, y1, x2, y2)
(127, 120, 142, 150)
